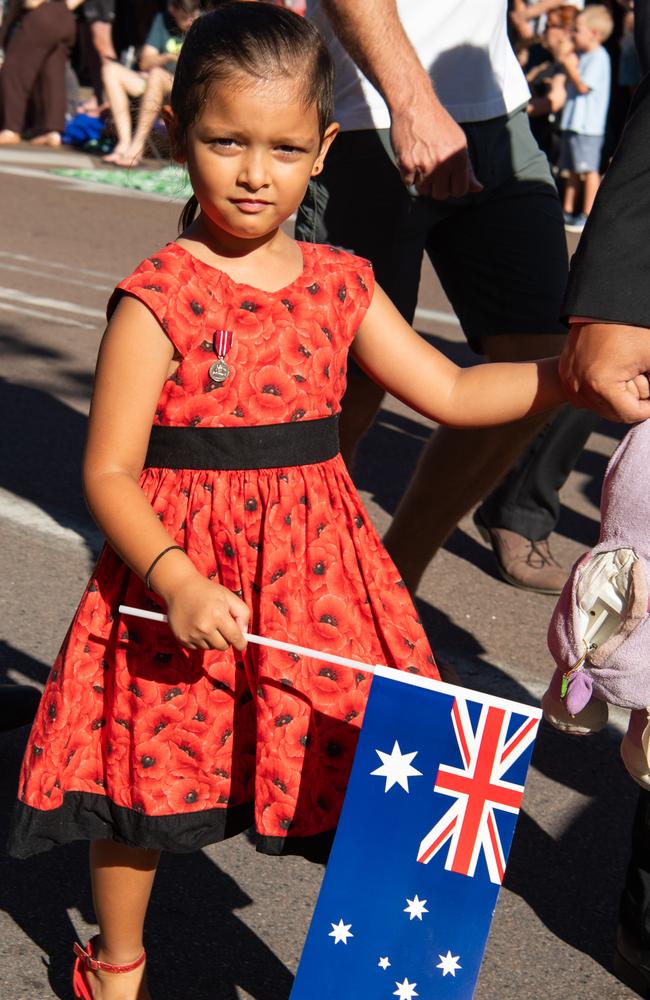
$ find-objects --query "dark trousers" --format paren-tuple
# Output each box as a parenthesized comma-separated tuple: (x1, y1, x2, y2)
(1, 2, 76, 134)
(619, 790, 650, 964)
(478, 405, 601, 540)
(296, 126, 592, 542)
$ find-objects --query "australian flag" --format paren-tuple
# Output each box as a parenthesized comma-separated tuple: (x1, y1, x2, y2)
(291, 666, 540, 999)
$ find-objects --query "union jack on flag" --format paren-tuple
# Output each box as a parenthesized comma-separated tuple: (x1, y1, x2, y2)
(291, 668, 541, 1000)
(417, 697, 539, 884)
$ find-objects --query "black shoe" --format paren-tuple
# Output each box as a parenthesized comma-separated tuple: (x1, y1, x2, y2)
(0, 684, 41, 733)
(613, 928, 650, 997)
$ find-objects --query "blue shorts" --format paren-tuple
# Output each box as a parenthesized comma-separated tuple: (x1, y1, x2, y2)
(559, 131, 604, 174)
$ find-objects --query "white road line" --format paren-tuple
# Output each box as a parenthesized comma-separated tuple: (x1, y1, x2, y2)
(414, 307, 460, 327)
(0, 260, 112, 293)
(0, 286, 105, 319)
(0, 250, 114, 281)
(0, 489, 100, 548)
(0, 300, 97, 330)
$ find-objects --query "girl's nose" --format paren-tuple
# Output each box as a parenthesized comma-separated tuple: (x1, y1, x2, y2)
(238, 151, 270, 191)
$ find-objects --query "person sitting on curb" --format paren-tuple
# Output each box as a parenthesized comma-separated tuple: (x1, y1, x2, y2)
(101, 0, 199, 167)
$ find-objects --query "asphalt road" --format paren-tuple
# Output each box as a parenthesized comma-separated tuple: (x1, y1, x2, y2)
(0, 146, 639, 999)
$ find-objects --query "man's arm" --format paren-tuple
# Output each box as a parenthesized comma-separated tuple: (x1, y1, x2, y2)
(321, 0, 482, 200)
(559, 73, 650, 421)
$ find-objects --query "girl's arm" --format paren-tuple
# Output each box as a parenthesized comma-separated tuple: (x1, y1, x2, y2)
(351, 284, 565, 426)
(83, 296, 249, 650)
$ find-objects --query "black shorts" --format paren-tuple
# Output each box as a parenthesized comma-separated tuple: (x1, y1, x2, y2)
(296, 107, 568, 353)
(563, 72, 650, 327)
(84, 0, 115, 24)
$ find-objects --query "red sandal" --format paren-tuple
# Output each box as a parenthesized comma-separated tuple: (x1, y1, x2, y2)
(72, 936, 146, 1000)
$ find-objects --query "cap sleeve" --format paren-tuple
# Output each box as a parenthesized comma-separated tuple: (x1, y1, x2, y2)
(338, 254, 375, 342)
(107, 253, 186, 356)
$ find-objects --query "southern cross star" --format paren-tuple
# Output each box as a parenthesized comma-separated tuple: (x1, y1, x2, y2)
(404, 895, 429, 920)
(393, 977, 419, 999)
(437, 950, 462, 977)
(370, 740, 423, 792)
(328, 919, 353, 944)
(378, 956, 391, 970)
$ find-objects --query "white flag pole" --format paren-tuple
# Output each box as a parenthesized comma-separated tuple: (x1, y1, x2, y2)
(118, 604, 378, 676)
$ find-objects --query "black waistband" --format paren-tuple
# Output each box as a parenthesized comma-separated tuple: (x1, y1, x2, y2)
(143, 415, 340, 470)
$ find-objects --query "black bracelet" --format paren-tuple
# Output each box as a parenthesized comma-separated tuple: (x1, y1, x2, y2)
(144, 545, 185, 591)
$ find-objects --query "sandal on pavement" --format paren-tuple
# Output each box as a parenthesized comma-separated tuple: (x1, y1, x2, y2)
(72, 936, 146, 1000)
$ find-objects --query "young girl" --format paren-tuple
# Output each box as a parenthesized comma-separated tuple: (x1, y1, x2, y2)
(8, 4, 570, 998)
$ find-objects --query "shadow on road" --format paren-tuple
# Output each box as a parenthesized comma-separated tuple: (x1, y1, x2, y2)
(1, 720, 295, 1000)
(0, 374, 100, 556)
(354, 406, 625, 557)
(446, 652, 637, 978)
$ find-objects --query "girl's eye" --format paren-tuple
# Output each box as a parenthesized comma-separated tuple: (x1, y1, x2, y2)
(276, 145, 302, 156)
(211, 138, 238, 150)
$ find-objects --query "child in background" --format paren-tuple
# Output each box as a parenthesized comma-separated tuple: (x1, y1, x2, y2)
(558, 3, 613, 233)
(5, 4, 618, 998)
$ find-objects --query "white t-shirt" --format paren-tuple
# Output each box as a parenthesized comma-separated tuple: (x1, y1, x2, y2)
(306, 0, 531, 129)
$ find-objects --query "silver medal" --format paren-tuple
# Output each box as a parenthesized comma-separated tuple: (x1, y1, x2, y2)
(209, 359, 231, 383)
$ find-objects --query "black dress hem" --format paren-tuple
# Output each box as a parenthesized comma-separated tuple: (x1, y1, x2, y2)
(6, 792, 333, 864)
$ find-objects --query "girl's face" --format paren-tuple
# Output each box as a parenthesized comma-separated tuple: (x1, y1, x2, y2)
(176, 73, 337, 244)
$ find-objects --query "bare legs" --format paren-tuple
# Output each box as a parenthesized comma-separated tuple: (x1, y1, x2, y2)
(562, 170, 580, 216)
(342, 332, 567, 594)
(101, 66, 172, 166)
(562, 169, 601, 217)
(101, 62, 147, 162)
(124, 68, 173, 165)
(582, 169, 601, 216)
(84, 840, 159, 1000)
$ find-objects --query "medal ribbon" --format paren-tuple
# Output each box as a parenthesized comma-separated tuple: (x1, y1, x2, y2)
(213, 329, 234, 360)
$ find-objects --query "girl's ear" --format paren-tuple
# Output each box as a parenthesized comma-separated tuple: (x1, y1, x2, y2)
(311, 121, 339, 178)
(162, 106, 186, 164)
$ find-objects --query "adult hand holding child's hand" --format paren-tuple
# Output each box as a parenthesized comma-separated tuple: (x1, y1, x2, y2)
(560, 322, 650, 423)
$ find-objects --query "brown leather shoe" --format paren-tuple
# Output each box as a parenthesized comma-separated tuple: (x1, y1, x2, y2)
(473, 509, 567, 595)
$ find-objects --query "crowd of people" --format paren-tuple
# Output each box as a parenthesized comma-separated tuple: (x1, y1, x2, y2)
(0, 0, 639, 212)
(0, 0, 304, 154)
(511, 0, 642, 231)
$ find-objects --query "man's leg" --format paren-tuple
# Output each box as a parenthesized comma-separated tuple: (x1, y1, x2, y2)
(477, 406, 599, 542)
(382, 332, 566, 593)
(31, 7, 76, 139)
(385, 108, 571, 594)
(0, 8, 56, 139)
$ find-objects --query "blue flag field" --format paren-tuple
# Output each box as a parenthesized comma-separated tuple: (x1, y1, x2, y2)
(290, 666, 541, 999)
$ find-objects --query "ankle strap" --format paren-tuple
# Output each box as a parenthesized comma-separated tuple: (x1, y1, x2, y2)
(73, 937, 146, 975)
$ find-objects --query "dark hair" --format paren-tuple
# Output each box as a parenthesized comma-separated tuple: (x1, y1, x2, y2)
(172, 2, 334, 230)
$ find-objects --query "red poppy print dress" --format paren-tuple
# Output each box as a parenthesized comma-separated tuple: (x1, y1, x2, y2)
(8, 241, 439, 863)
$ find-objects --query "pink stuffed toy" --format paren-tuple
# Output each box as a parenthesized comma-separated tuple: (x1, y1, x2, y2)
(542, 419, 650, 788)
